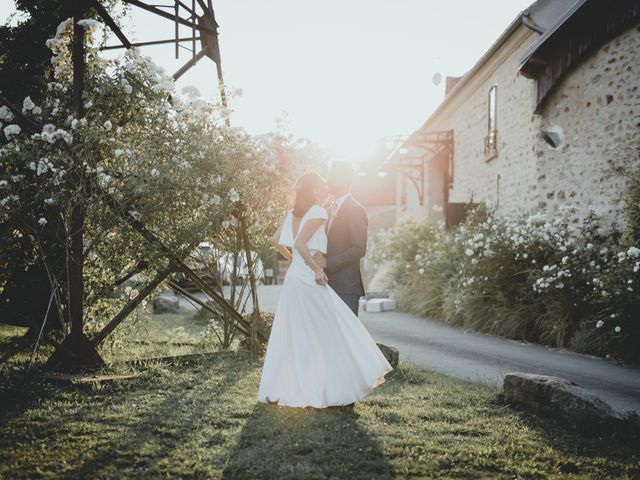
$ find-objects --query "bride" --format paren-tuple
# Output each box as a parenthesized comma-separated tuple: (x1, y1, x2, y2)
(257, 172, 393, 409)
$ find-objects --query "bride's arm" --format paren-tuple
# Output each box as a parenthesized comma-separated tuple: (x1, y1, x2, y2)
(276, 244, 292, 262)
(271, 216, 292, 261)
(294, 218, 329, 285)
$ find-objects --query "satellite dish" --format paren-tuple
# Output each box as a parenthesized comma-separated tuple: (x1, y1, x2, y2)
(432, 72, 442, 86)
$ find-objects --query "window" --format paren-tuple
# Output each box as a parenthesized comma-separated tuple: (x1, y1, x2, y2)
(484, 85, 498, 160)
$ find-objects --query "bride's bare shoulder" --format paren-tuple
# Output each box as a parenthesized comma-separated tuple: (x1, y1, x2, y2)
(309, 204, 329, 219)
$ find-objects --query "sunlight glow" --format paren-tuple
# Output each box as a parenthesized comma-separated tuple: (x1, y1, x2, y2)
(2, 0, 533, 162)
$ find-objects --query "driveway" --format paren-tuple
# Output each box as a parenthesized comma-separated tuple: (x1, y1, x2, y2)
(359, 309, 640, 415)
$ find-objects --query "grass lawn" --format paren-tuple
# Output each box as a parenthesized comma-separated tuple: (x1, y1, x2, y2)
(0, 303, 241, 366)
(1, 348, 639, 479)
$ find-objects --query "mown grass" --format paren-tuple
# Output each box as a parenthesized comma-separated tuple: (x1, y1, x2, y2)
(0, 303, 240, 367)
(101, 307, 228, 362)
(1, 349, 639, 479)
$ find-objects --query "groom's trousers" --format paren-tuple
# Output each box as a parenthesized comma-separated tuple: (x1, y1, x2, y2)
(339, 294, 361, 317)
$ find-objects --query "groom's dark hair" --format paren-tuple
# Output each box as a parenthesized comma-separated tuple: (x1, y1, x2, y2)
(293, 172, 325, 218)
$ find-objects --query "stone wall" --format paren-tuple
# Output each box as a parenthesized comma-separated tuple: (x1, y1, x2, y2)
(421, 26, 542, 217)
(533, 24, 640, 227)
(402, 22, 639, 227)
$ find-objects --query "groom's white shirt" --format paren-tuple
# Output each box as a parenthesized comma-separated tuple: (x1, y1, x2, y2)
(332, 192, 351, 216)
(328, 192, 351, 231)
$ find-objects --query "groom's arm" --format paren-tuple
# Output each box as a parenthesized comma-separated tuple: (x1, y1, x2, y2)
(325, 206, 368, 273)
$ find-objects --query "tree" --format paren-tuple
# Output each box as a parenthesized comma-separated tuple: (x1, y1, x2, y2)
(1, 8, 326, 370)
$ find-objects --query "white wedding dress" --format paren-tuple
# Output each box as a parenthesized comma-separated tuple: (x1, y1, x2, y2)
(257, 204, 393, 408)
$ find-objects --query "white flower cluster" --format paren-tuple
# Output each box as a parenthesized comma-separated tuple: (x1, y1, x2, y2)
(46, 19, 74, 81)
(32, 157, 57, 176)
(76, 18, 100, 30)
(377, 205, 639, 340)
(0, 105, 14, 122)
(228, 188, 240, 203)
(202, 193, 221, 206)
(3, 124, 21, 140)
(31, 123, 72, 144)
(121, 78, 133, 95)
(22, 96, 42, 115)
(533, 264, 572, 292)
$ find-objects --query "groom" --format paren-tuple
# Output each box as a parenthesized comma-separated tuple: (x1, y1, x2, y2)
(314, 161, 368, 317)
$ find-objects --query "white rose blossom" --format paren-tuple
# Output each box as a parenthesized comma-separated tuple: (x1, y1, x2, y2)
(3, 124, 21, 140)
(228, 188, 240, 203)
(22, 96, 35, 113)
(0, 106, 14, 122)
(76, 18, 101, 29)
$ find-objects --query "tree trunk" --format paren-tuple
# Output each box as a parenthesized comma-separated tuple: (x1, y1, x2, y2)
(46, 10, 105, 372)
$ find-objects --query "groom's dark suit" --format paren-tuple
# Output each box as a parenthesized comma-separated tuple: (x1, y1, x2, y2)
(326, 195, 368, 316)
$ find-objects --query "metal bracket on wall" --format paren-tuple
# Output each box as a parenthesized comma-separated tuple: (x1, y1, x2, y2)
(384, 130, 454, 205)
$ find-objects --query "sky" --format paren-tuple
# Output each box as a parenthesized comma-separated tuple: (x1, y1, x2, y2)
(1, 0, 533, 162)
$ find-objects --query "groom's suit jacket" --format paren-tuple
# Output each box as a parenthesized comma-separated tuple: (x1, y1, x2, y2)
(326, 195, 368, 296)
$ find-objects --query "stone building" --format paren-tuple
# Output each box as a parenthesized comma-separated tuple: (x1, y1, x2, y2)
(389, 0, 640, 227)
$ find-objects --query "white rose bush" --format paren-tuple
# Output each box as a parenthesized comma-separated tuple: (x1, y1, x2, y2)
(367, 204, 640, 363)
(0, 18, 315, 350)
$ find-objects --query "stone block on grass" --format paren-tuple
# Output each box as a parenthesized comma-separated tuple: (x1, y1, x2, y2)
(377, 343, 399, 369)
(503, 372, 626, 431)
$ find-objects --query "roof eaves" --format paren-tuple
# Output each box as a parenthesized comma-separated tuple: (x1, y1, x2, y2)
(518, 0, 588, 69)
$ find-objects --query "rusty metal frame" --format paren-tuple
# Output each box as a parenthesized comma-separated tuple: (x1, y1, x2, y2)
(385, 130, 454, 206)
(22, 1, 247, 353)
(93, 0, 225, 91)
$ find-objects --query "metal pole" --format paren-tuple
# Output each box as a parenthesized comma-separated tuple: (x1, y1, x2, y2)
(175, 0, 179, 58)
(192, 0, 196, 63)
(28, 287, 56, 369)
(69, 6, 86, 338)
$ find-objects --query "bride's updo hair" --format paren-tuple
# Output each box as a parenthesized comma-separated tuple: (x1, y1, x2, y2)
(293, 172, 325, 218)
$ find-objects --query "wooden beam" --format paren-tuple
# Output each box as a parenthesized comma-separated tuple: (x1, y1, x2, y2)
(0, 94, 39, 133)
(101, 36, 200, 51)
(121, 0, 217, 35)
(91, 263, 176, 346)
(96, 190, 258, 340)
(69, 11, 87, 337)
(89, 0, 132, 49)
(169, 280, 251, 337)
(172, 45, 210, 80)
(176, 0, 195, 16)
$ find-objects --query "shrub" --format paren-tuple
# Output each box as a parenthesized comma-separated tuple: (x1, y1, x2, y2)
(0, 18, 323, 350)
(367, 205, 640, 364)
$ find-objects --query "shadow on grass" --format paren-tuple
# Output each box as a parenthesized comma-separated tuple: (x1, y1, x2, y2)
(1, 349, 394, 479)
(0, 368, 66, 429)
(41, 352, 256, 479)
(492, 393, 640, 473)
(221, 402, 394, 480)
